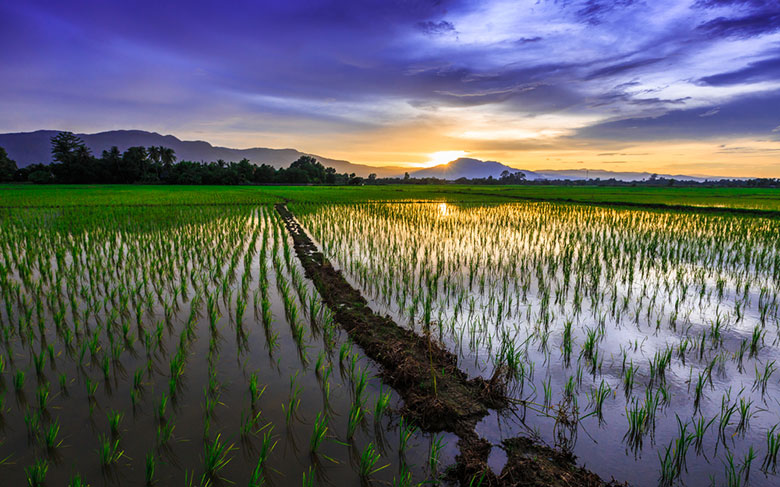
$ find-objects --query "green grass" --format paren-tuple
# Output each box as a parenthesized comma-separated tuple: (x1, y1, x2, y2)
(1, 184, 779, 212)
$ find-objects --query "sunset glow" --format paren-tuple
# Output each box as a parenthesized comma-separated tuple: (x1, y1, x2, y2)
(420, 151, 469, 168)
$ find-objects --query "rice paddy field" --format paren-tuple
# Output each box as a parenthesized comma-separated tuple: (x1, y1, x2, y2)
(1, 184, 779, 486)
(2, 184, 780, 211)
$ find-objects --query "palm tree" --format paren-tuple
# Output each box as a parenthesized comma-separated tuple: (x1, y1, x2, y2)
(147, 146, 162, 179)
(160, 147, 176, 168)
(147, 146, 161, 165)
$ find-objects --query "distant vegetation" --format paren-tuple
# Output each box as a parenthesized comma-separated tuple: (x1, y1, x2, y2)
(0, 146, 18, 182)
(3, 132, 364, 185)
(0, 131, 778, 187)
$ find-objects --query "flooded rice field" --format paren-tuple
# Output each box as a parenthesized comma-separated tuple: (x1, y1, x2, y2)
(1, 200, 779, 486)
(0, 206, 442, 486)
(295, 201, 780, 487)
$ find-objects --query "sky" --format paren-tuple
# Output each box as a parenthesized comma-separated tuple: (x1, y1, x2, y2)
(1, 0, 779, 177)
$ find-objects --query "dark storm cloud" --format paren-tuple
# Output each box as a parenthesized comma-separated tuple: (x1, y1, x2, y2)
(699, 55, 780, 86)
(574, 90, 780, 140)
(574, 0, 639, 25)
(693, 0, 776, 10)
(584, 57, 667, 80)
(515, 37, 543, 44)
(417, 20, 457, 36)
(693, 0, 780, 39)
(697, 12, 780, 39)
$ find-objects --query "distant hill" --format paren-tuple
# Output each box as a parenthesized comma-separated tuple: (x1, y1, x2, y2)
(412, 158, 546, 180)
(534, 169, 713, 182)
(411, 157, 716, 182)
(0, 130, 403, 177)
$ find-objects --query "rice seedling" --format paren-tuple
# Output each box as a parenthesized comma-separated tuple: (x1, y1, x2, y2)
(374, 387, 391, 422)
(156, 419, 175, 445)
(749, 325, 763, 357)
(98, 435, 125, 466)
(398, 417, 417, 454)
(762, 424, 780, 473)
(542, 376, 552, 408)
(68, 473, 88, 487)
(202, 433, 236, 481)
(43, 419, 62, 450)
(36, 383, 50, 411)
(258, 425, 277, 466)
(587, 380, 611, 423)
(723, 452, 740, 487)
(347, 401, 364, 439)
(561, 320, 573, 366)
(85, 378, 98, 398)
(741, 446, 756, 485)
(309, 411, 329, 454)
(353, 368, 368, 407)
(24, 458, 48, 487)
(282, 375, 302, 427)
(33, 350, 46, 378)
(735, 397, 755, 437)
(302, 466, 314, 487)
(428, 434, 445, 475)
(249, 459, 265, 487)
(108, 409, 123, 436)
(625, 399, 649, 451)
(622, 362, 636, 397)
(14, 370, 25, 391)
(249, 372, 266, 408)
(692, 414, 715, 455)
(58, 373, 68, 394)
(752, 360, 775, 396)
(394, 463, 413, 487)
(130, 387, 139, 407)
(24, 408, 41, 436)
(358, 442, 387, 478)
(339, 342, 351, 365)
(145, 451, 156, 485)
(156, 393, 168, 422)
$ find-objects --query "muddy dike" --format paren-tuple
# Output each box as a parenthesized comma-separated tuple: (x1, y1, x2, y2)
(275, 203, 623, 486)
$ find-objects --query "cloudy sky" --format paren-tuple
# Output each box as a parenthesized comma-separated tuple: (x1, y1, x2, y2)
(2, 0, 779, 176)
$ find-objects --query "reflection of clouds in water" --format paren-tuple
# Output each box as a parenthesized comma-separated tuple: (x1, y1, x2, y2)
(300, 201, 780, 487)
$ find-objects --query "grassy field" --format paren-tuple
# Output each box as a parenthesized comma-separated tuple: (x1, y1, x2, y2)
(1, 184, 780, 212)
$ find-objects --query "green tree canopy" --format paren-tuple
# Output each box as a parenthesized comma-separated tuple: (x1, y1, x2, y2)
(0, 147, 18, 182)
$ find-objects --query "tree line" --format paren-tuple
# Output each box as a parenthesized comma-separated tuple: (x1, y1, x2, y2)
(1, 132, 364, 185)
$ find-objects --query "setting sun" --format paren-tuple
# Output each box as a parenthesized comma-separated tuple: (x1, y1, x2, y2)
(419, 150, 468, 168)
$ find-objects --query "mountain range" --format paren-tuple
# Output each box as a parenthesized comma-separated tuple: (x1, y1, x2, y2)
(410, 157, 717, 182)
(0, 130, 725, 181)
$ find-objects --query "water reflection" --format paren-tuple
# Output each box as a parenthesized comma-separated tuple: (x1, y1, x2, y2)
(299, 201, 780, 487)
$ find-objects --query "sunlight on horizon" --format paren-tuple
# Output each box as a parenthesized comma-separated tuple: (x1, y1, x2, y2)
(418, 150, 468, 168)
